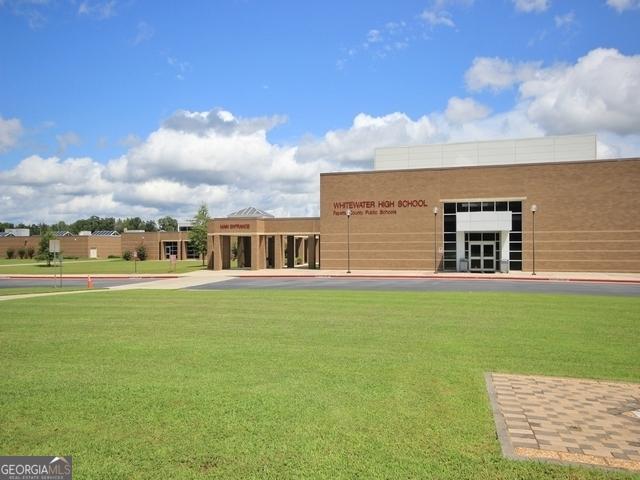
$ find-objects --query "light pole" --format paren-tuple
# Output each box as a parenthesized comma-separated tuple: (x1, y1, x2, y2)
(531, 204, 537, 275)
(433, 206, 438, 274)
(346, 209, 352, 274)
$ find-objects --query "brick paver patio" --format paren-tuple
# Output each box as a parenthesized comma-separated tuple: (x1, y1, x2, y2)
(486, 373, 640, 472)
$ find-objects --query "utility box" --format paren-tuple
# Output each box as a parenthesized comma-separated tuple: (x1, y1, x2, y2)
(459, 258, 469, 272)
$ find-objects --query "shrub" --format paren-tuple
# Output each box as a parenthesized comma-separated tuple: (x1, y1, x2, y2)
(6, 248, 15, 259)
(26, 246, 35, 259)
(108, 255, 121, 259)
(136, 244, 147, 261)
(123, 250, 132, 261)
(296, 256, 303, 265)
(17, 247, 26, 259)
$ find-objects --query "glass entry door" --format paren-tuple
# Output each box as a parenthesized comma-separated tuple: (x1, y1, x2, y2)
(469, 241, 496, 273)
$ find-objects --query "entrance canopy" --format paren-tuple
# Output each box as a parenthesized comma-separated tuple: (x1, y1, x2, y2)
(456, 211, 512, 232)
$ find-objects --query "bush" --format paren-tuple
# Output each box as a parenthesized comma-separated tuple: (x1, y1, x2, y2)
(123, 250, 132, 261)
(26, 246, 35, 259)
(17, 247, 26, 259)
(6, 248, 15, 259)
(136, 245, 147, 261)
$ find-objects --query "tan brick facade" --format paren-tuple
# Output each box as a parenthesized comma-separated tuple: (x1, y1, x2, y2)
(320, 158, 640, 272)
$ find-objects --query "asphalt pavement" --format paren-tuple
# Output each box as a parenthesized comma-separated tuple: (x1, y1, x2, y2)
(187, 277, 640, 296)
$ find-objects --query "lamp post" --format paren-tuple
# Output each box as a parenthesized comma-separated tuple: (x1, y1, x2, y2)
(531, 204, 537, 275)
(346, 209, 352, 274)
(433, 206, 439, 274)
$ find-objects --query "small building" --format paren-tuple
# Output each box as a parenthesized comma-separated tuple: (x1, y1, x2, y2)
(208, 207, 320, 270)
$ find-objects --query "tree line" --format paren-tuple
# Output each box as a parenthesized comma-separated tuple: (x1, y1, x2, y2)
(0, 215, 180, 235)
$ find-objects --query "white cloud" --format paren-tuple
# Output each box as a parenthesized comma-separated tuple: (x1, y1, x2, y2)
(0, 115, 23, 152)
(133, 21, 154, 45)
(520, 48, 640, 135)
(118, 133, 142, 148)
(554, 11, 575, 28)
(167, 56, 190, 80)
(606, 0, 640, 12)
(465, 57, 541, 91)
(513, 0, 549, 13)
(56, 131, 81, 153)
(78, 0, 116, 19)
(445, 97, 491, 124)
(2, 49, 640, 224)
(421, 9, 455, 28)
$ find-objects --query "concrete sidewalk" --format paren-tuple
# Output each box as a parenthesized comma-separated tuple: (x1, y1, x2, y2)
(3, 268, 640, 284)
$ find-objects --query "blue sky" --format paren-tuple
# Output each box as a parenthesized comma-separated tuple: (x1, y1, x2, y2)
(1, 0, 639, 222)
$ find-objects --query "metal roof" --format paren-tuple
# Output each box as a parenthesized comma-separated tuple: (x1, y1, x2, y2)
(54, 231, 73, 237)
(91, 230, 120, 236)
(0, 232, 15, 237)
(227, 206, 274, 218)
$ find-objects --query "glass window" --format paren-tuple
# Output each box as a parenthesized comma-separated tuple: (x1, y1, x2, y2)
(512, 214, 522, 232)
(483, 244, 494, 257)
(510, 251, 522, 260)
(482, 232, 495, 241)
(443, 260, 457, 271)
(444, 216, 456, 233)
(510, 242, 522, 252)
(484, 259, 494, 269)
(444, 242, 456, 252)
(444, 251, 457, 260)
(471, 259, 481, 269)
(510, 232, 522, 241)
(444, 203, 456, 214)
(469, 202, 481, 212)
(469, 233, 481, 241)
(510, 260, 522, 271)
(457, 202, 469, 212)
(496, 201, 508, 211)
(482, 202, 495, 211)
(444, 233, 456, 242)
(470, 244, 481, 256)
(509, 201, 522, 212)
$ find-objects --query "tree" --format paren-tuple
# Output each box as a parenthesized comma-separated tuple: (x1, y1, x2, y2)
(144, 220, 158, 232)
(38, 230, 55, 266)
(189, 203, 209, 266)
(158, 216, 178, 232)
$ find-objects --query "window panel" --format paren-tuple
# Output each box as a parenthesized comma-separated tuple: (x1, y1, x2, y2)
(482, 202, 495, 211)
(457, 202, 469, 212)
(509, 201, 522, 212)
(444, 203, 456, 214)
(469, 202, 481, 212)
(496, 201, 508, 211)
(510, 260, 522, 271)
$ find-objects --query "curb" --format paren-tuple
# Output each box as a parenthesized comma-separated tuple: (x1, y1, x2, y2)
(2, 275, 180, 280)
(233, 274, 640, 285)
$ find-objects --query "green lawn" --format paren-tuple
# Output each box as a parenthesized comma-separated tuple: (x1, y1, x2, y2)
(0, 258, 204, 274)
(1, 291, 638, 479)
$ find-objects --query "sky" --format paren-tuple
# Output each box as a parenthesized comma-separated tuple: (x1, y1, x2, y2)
(1, 0, 639, 223)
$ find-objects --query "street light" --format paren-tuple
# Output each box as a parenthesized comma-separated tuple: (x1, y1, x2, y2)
(346, 209, 352, 274)
(433, 206, 439, 274)
(531, 204, 537, 275)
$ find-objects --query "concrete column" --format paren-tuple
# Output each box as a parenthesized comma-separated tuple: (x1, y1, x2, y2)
(307, 235, 316, 269)
(500, 230, 510, 272)
(286, 235, 295, 268)
(456, 231, 465, 271)
(274, 235, 283, 269)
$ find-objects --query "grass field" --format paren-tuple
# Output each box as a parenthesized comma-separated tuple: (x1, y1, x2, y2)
(0, 258, 204, 274)
(0, 286, 89, 296)
(1, 290, 639, 479)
